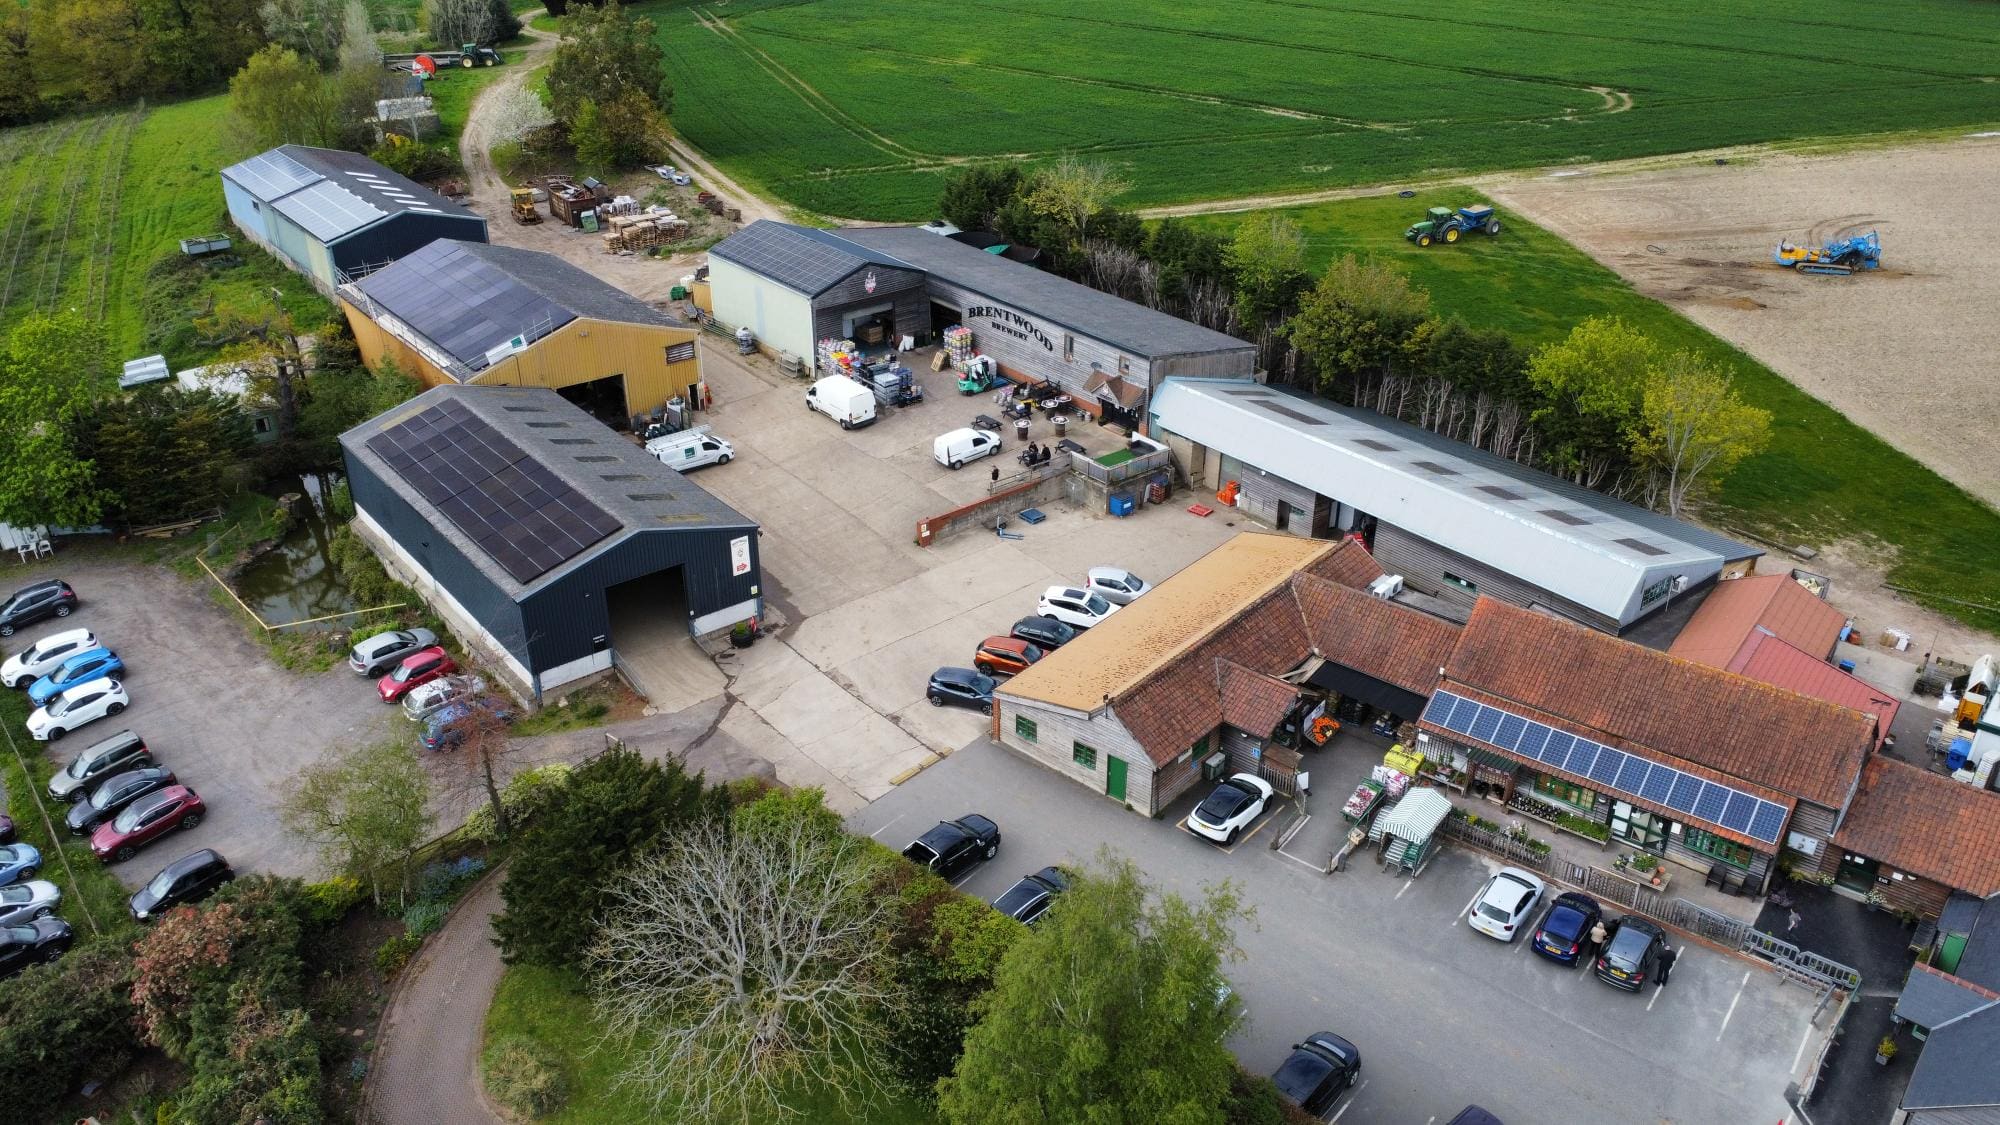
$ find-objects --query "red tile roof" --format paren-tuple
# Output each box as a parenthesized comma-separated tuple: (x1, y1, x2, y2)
(1447, 599, 1875, 809)
(1291, 573, 1459, 695)
(1836, 757, 2000, 897)
(1215, 659, 1300, 739)
(1669, 574, 1846, 668)
(1301, 538, 1385, 589)
(1729, 631, 1897, 749)
(1115, 590, 1311, 764)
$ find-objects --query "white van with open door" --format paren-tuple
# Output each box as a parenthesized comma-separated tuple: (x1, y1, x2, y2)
(933, 427, 1001, 469)
(645, 426, 734, 471)
(807, 374, 877, 429)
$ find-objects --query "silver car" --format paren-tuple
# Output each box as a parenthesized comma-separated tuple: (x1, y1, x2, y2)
(401, 673, 489, 721)
(349, 628, 438, 677)
(1086, 566, 1151, 605)
(0, 879, 60, 925)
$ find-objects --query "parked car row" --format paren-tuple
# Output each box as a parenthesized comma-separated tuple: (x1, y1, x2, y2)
(1468, 872, 1677, 991)
(350, 628, 515, 752)
(924, 567, 1149, 716)
(2, 612, 132, 744)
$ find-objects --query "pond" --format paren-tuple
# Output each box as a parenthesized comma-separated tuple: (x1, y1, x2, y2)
(232, 476, 362, 628)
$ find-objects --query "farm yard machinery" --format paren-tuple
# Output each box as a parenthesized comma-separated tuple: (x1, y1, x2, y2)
(510, 187, 542, 224)
(1774, 231, 1880, 275)
(1404, 205, 1502, 247)
(381, 45, 502, 74)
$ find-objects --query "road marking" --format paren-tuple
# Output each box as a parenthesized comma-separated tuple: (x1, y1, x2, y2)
(1516, 930, 1536, 954)
(1716, 970, 1750, 1040)
(1331, 1081, 1366, 1122)
(867, 813, 905, 839)
(1452, 887, 1482, 927)
(1647, 982, 1664, 1010)
(1790, 1020, 1816, 1073)
(1276, 848, 1325, 873)
(1395, 879, 1415, 900)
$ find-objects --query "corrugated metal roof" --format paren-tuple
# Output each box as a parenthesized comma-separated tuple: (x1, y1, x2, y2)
(1373, 788, 1453, 843)
(1669, 574, 1846, 667)
(1896, 964, 1999, 1030)
(219, 144, 477, 244)
(708, 220, 906, 297)
(1728, 631, 1898, 746)
(274, 179, 386, 241)
(221, 149, 320, 200)
(1152, 379, 1762, 625)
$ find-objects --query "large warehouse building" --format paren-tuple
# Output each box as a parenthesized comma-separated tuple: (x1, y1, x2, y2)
(1150, 379, 1762, 634)
(341, 385, 761, 701)
(220, 145, 487, 294)
(708, 221, 1254, 426)
(339, 240, 705, 429)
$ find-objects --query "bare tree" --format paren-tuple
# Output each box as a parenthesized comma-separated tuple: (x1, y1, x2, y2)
(590, 815, 901, 1121)
(437, 696, 517, 839)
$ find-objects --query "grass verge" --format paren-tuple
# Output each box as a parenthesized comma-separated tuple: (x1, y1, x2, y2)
(0, 688, 141, 944)
(1181, 190, 2000, 635)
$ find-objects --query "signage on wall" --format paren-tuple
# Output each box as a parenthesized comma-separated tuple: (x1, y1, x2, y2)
(730, 535, 752, 577)
(1640, 575, 1675, 606)
(863, 271, 877, 295)
(963, 305, 1055, 352)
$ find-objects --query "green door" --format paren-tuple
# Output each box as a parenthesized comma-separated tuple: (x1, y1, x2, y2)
(1941, 932, 1969, 974)
(1106, 757, 1128, 802)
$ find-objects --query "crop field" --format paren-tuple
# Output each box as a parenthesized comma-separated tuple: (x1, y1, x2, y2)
(0, 108, 147, 337)
(652, 0, 2000, 218)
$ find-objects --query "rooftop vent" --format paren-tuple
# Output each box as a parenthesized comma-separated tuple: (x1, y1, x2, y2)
(1410, 460, 1458, 476)
(1615, 538, 1670, 557)
(1354, 439, 1398, 452)
(1539, 509, 1591, 526)
(1476, 485, 1526, 501)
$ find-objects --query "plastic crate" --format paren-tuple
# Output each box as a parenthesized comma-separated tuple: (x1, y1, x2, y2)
(1109, 493, 1135, 517)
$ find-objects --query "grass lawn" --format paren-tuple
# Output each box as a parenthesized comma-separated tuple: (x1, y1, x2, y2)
(1181, 191, 2000, 634)
(429, 48, 529, 140)
(486, 962, 941, 1124)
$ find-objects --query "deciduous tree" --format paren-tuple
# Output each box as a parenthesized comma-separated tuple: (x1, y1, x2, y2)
(1525, 315, 1655, 488)
(1024, 156, 1131, 249)
(571, 89, 665, 171)
(425, 0, 517, 47)
(280, 736, 434, 906)
(546, 1, 666, 125)
(1224, 214, 1309, 331)
(1281, 254, 1431, 399)
(0, 309, 108, 530)
(228, 43, 369, 148)
(259, 0, 345, 70)
(1629, 349, 1771, 515)
(938, 164, 1027, 233)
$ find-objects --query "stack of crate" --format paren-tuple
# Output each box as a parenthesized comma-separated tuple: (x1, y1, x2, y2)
(600, 213, 692, 253)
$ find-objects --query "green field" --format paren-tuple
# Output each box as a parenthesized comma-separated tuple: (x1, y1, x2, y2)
(1184, 192, 2000, 633)
(653, 0, 2000, 218)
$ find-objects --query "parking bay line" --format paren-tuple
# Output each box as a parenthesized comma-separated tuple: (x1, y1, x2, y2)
(1276, 848, 1325, 873)
(1452, 887, 1483, 927)
(1789, 1016, 1817, 1073)
(867, 813, 906, 840)
(1716, 970, 1751, 1040)
(1331, 1080, 1366, 1122)
(1647, 982, 1665, 1010)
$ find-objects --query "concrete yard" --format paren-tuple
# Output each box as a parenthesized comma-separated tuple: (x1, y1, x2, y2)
(850, 737, 1831, 1124)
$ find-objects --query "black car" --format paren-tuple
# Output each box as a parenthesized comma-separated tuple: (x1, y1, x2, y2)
(992, 866, 1069, 925)
(902, 814, 1001, 879)
(66, 766, 178, 836)
(0, 814, 12, 845)
(0, 915, 74, 979)
(130, 849, 235, 922)
(1531, 891, 1603, 967)
(0, 580, 78, 637)
(1010, 615, 1077, 651)
(1446, 1108, 1505, 1125)
(927, 667, 996, 715)
(1272, 1031, 1361, 1114)
(47, 729, 152, 803)
(1594, 915, 1669, 991)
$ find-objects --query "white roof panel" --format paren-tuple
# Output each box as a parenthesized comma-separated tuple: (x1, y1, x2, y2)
(221, 149, 322, 201)
(273, 179, 387, 241)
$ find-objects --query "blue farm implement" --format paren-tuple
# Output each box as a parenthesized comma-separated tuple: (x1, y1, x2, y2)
(1405, 205, 1502, 247)
(1774, 231, 1880, 276)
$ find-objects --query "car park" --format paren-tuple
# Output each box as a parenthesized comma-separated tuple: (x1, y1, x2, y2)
(1010, 615, 1076, 651)
(0, 843, 41, 886)
(933, 427, 1002, 469)
(0, 579, 79, 637)
(47, 729, 152, 802)
(992, 866, 1068, 924)
(377, 646, 458, 703)
(1187, 773, 1275, 844)
(1, 627, 97, 687)
(902, 814, 1001, 879)
(1594, 915, 1669, 992)
(348, 627, 439, 676)
(27, 676, 128, 741)
(0, 880, 59, 926)
(1036, 586, 1120, 630)
(91, 785, 206, 863)
(27, 647, 124, 707)
(1085, 566, 1151, 605)
(1468, 867, 1547, 942)
(401, 673, 489, 721)
(130, 849, 235, 922)
(1531, 891, 1603, 966)
(0, 916, 74, 979)
(65, 766, 178, 836)
(421, 696, 516, 751)
(927, 667, 996, 714)
(1272, 1031, 1362, 1115)
(973, 636, 1042, 677)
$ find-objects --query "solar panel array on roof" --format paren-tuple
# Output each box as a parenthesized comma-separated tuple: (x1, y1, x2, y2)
(355, 241, 573, 370)
(274, 180, 386, 241)
(711, 222, 881, 297)
(224, 149, 321, 200)
(363, 397, 619, 583)
(1425, 689, 1788, 843)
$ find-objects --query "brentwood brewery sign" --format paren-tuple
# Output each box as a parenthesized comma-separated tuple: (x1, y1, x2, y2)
(963, 305, 1054, 352)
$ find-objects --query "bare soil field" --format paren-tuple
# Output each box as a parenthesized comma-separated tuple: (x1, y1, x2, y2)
(1489, 136, 2000, 512)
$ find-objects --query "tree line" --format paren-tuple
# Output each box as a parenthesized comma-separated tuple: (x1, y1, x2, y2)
(940, 164, 1770, 515)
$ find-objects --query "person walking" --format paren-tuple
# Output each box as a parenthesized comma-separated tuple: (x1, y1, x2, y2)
(1657, 945, 1678, 985)
(1589, 919, 1610, 961)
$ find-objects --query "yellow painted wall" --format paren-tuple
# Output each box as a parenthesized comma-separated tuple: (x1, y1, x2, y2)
(341, 298, 456, 388)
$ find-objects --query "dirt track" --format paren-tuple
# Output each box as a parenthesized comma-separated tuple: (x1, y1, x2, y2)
(1488, 136, 2000, 513)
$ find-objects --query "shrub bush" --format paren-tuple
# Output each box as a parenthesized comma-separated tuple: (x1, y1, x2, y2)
(482, 1035, 569, 1119)
(375, 932, 425, 977)
(416, 855, 488, 903)
(462, 763, 572, 843)
(299, 874, 367, 929)
(0, 941, 138, 1122)
(402, 899, 451, 938)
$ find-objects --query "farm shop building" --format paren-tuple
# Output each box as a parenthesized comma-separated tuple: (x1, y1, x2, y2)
(1150, 379, 1763, 635)
(340, 385, 761, 704)
(220, 145, 487, 295)
(708, 221, 1255, 424)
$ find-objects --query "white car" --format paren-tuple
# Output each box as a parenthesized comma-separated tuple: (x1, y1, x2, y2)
(27, 677, 128, 742)
(1036, 586, 1120, 630)
(0, 879, 60, 925)
(349, 628, 439, 677)
(1468, 866, 1547, 942)
(1086, 566, 1151, 606)
(1187, 772, 1275, 844)
(402, 673, 489, 721)
(1, 628, 97, 688)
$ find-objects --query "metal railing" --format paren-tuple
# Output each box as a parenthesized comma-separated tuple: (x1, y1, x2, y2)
(1069, 445, 1172, 485)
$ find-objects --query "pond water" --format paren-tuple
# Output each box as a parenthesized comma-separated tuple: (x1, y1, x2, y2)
(232, 476, 361, 628)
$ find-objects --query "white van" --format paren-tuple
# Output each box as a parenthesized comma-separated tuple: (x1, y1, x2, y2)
(646, 427, 734, 471)
(933, 427, 1001, 469)
(807, 374, 877, 429)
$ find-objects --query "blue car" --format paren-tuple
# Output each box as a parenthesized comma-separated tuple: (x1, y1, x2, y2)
(28, 648, 123, 708)
(1531, 891, 1603, 967)
(0, 843, 42, 886)
(421, 697, 515, 752)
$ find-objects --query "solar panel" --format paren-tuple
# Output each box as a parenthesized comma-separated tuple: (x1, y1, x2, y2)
(1587, 748, 1625, 786)
(1492, 713, 1526, 751)
(1749, 804, 1787, 843)
(1720, 792, 1757, 833)
(274, 180, 385, 240)
(1545, 731, 1581, 773)
(1638, 764, 1674, 804)
(1614, 754, 1650, 794)
(1666, 773, 1702, 815)
(1692, 783, 1728, 824)
(225, 149, 322, 200)
(1517, 723, 1549, 763)
(1468, 704, 1501, 744)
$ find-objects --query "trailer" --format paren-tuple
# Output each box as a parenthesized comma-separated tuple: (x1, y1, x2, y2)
(380, 44, 502, 73)
(1405, 204, 1502, 247)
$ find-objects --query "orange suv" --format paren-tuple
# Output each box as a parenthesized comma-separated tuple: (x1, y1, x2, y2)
(973, 636, 1043, 677)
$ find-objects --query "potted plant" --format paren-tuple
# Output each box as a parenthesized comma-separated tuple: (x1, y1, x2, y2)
(1875, 1036, 1898, 1065)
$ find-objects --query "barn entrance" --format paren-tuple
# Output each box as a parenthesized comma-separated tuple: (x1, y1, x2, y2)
(556, 373, 629, 430)
(605, 566, 725, 712)
(930, 301, 962, 337)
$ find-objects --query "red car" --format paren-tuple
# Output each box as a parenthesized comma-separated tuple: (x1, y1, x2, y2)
(90, 785, 205, 863)
(377, 646, 458, 703)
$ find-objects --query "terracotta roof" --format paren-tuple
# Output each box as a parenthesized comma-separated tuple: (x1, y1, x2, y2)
(1729, 631, 1897, 748)
(1835, 757, 2000, 897)
(1291, 572, 1459, 695)
(1301, 538, 1385, 589)
(1215, 659, 1299, 738)
(1447, 599, 1875, 808)
(1115, 591, 1311, 764)
(1000, 534, 1333, 713)
(1668, 574, 1846, 668)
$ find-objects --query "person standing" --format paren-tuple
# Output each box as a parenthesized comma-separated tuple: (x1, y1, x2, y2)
(1589, 919, 1610, 960)
(1657, 945, 1678, 985)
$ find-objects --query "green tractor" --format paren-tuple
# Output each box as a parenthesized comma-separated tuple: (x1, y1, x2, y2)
(1405, 205, 1501, 247)
(460, 44, 503, 67)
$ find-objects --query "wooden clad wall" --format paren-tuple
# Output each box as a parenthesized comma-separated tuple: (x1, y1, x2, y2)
(1373, 522, 1617, 633)
(925, 275, 1154, 401)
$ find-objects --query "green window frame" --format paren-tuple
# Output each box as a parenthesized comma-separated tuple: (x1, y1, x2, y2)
(1534, 775, 1598, 812)
(1684, 827, 1753, 869)
(1073, 742, 1098, 770)
(1015, 715, 1038, 743)
(1442, 572, 1477, 595)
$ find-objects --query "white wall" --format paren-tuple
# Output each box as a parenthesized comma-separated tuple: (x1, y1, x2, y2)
(709, 257, 813, 360)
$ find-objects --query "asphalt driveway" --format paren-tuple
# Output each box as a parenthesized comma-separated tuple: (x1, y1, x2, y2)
(850, 739, 1827, 1124)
